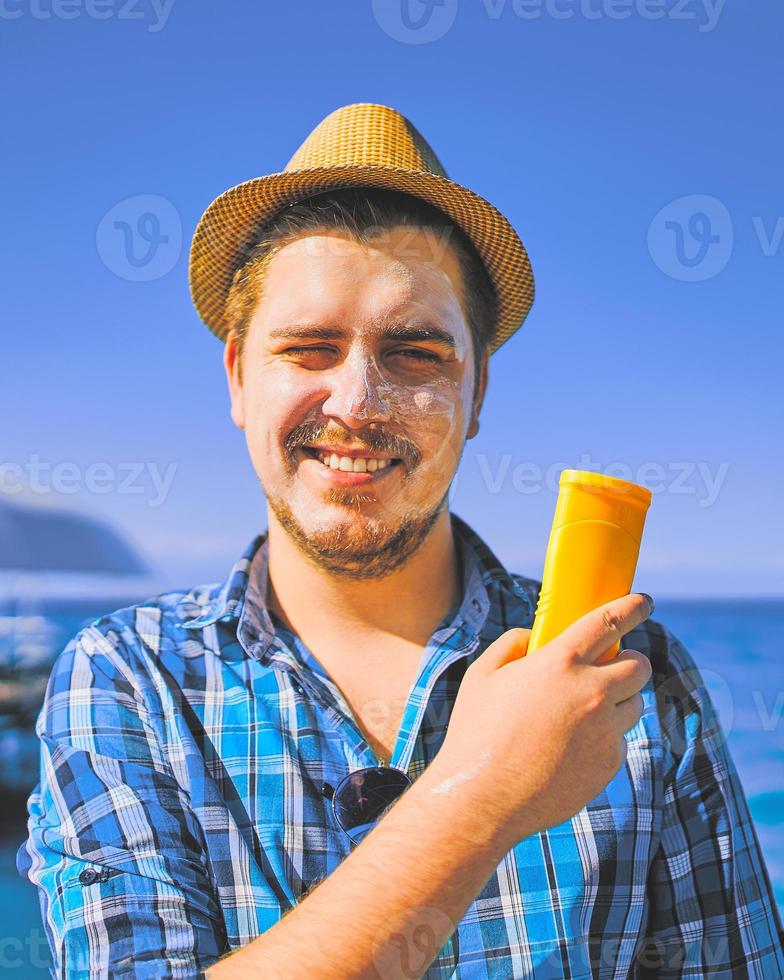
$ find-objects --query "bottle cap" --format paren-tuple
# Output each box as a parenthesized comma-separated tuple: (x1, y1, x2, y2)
(559, 469, 653, 508)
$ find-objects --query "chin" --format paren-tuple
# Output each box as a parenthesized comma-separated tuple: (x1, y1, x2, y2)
(267, 490, 449, 579)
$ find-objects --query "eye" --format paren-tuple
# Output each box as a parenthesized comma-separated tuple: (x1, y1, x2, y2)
(281, 346, 441, 363)
(393, 348, 441, 363)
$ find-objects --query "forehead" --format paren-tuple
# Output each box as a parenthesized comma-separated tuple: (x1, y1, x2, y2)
(250, 227, 470, 344)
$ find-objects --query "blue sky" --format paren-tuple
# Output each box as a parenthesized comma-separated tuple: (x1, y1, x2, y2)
(3, 0, 782, 596)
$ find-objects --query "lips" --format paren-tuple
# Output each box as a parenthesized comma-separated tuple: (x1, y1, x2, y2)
(296, 447, 402, 485)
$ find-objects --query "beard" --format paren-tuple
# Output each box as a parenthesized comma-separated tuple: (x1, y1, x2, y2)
(266, 483, 451, 580)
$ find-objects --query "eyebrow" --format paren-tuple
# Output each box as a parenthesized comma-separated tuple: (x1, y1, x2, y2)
(267, 322, 458, 351)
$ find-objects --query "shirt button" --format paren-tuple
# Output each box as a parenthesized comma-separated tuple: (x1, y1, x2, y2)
(471, 599, 481, 612)
(79, 869, 99, 886)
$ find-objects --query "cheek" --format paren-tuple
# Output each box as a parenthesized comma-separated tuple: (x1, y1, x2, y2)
(243, 368, 470, 471)
(392, 379, 467, 435)
(386, 379, 469, 475)
(241, 374, 314, 461)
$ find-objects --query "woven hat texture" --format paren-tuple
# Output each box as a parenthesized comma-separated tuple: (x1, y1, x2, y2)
(190, 102, 534, 353)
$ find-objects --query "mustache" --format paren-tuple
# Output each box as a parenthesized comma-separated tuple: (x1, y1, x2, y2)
(285, 423, 421, 469)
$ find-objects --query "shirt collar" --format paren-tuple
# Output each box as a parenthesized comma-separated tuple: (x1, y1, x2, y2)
(177, 534, 267, 630)
(451, 513, 534, 608)
(178, 513, 534, 636)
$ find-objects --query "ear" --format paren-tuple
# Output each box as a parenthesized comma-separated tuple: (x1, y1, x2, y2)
(466, 349, 489, 440)
(224, 332, 246, 430)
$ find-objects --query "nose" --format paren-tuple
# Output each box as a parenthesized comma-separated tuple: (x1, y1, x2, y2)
(320, 356, 392, 430)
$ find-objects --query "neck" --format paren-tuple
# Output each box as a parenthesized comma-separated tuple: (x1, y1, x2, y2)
(265, 509, 462, 646)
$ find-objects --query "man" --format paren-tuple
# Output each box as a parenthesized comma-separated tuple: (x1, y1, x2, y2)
(19, 103, 784, 978)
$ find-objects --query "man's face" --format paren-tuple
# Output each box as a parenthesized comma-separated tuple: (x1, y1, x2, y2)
(224, 225, 488, 578)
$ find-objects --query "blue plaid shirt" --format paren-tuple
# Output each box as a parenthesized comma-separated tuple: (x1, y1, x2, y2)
(18, 513, 784, 978)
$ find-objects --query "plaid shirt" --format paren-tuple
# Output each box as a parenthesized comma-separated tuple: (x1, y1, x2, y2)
(18, 513, 784, 979)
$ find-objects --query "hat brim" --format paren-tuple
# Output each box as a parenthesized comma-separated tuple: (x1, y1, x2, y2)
(189, 166, 534, 354)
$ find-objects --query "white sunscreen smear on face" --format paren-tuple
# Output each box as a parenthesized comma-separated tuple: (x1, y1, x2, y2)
(272, 346, 474, 529)
(318, 353, 460, 424)
(413, 389, 437, 412)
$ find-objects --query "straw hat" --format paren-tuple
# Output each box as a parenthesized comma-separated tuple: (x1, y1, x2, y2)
(189, 102, 534, 354)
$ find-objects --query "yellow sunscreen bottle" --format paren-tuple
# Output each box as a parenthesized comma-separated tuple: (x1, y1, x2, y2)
(527, 470, 653, 664)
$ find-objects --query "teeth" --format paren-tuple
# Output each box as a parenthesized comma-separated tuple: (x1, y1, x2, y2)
(314, 451, 393, 473)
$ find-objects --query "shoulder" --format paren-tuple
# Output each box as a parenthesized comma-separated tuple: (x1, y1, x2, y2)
(87, 577, 225, 636)
(505, 570, 697, 679)
(499, 564, 713, 765)
(621, 614, 704, 695)
(616, 614, 722, 779)
(43, 579, 227, 717)
(509, 572, 541, 609)
(503, 572, 705, 713)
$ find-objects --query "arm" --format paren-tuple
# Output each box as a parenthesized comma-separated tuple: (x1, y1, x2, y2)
(206, 758, 514, 979)
(637, 627, 784, 978)
(21, 622, 517, 980)
(210, 592, 659, 979)
(210, 593, 658, 980)
(17, 624, 227, 978)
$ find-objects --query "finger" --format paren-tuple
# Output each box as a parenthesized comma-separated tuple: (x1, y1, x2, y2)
(473, 628, 531, 674)
(559, 593, 654, 666)
(599, 650, 652, 703)
(615, 691, 645, 733)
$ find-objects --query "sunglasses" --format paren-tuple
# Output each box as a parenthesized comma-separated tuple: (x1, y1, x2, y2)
(321, 765, 460, 976)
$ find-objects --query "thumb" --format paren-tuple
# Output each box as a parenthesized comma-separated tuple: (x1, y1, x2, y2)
(474, 627, 531, 674)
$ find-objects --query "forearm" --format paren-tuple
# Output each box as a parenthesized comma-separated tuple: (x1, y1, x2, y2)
(206, 760, 518, 979)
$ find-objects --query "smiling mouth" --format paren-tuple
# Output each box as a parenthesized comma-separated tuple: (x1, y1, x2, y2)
(299, 446, 403, 473)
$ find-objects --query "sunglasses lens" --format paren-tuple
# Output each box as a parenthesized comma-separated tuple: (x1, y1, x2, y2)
(333, 767, 411, 845)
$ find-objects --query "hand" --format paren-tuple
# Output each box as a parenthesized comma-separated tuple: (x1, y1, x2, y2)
(432, 593, 654, 849)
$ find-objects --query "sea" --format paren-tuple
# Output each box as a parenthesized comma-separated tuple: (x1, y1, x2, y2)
(0, 597, 782, 975)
